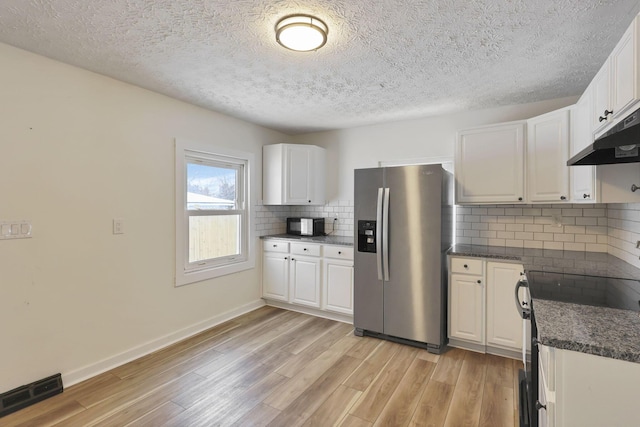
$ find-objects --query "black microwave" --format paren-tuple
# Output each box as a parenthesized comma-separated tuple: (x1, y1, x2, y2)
(286, 217, 325, 236)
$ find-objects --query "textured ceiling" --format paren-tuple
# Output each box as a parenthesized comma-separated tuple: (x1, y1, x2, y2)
(1, 1, 640, 134)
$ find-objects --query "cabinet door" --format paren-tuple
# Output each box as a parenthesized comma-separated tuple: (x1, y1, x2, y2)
(598, 163, 640, 203)
(570, 94, 596, 202)
(527, 109, 570, 202)
(323, 259, 353, 314)
(591, 63, 612, 133)
(449, 273, 484, 343)
(611, 17, 639, 119)
(455, 123, 525, 203)
(284, 145, 312, 204)
(263, 252, 289, 301)
(486, 262, 524, 350)
(290, 255, 321, 307)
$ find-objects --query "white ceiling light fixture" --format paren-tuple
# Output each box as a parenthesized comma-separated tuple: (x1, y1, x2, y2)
(275, 14, 328, 52)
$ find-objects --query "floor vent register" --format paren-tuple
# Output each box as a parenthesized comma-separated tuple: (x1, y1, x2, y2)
(0, 373, 63, 418)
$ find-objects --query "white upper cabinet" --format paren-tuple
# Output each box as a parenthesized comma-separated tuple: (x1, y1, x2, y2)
(592, 15, 640, 136)
(611, 17, 640, 120)
(455, 122, 525, 204)
(591, 62, 613, 133)
(570, 91, 597, 202)
(263, 143, 326, 205)
(526, 108, 570, 202)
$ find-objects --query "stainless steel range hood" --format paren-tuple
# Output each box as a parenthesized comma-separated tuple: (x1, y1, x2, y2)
(568, 107, 640, 166)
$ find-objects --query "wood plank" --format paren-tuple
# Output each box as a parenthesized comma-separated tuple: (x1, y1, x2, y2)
(409, 380, 455, 427)
(479, 383, 514, 427)
(430, 346, 465, 385)
(10, 400, 86, 427)
(76, 346, 221, 408)
(58, 372, 204, 427)
(485, 353, 514, 388)
(342, 340, 400, 391)
(231, 404, 281, 427)
(339, 414, 373, 427)
(373, 358, 436, 427)
(163, 372, 287, 427)
(267, 355, 363, 427)
(443, 351, 488, 427)
(345, 337, 381, 360)
(348, 344, 419, 423)
(124, 402, 185, 427)
(302, 385, 362, 427)
(275, 322, 353, 378)
(264, 334, 360, 410)
(282, 316, 343, 354)
(110, 320, 240, 379)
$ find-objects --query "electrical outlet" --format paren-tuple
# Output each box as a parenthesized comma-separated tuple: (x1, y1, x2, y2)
(113, 218, 125, 235)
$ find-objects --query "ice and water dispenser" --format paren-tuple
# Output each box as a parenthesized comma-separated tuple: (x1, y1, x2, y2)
(357, 220, 376, 253)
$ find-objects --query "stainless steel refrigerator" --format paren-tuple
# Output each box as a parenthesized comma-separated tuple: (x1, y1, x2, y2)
(353, 164, 453, 354)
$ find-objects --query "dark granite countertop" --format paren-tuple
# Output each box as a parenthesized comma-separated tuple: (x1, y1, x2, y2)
(261, 233, 354, 247)
(447, 244, 640, 363)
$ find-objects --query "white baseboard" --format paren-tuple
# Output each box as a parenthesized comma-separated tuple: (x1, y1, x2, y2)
(63, 299, 266, 387)
(264, 299, 354, 325)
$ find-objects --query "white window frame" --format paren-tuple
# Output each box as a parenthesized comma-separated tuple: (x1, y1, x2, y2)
(175, 138, 255, 286)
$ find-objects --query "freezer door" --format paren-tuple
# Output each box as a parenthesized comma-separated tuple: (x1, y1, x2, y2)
(383, 165, 443, 345)
(354, 168, 384, 334)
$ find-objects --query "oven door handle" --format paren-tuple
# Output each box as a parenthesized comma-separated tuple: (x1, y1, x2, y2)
(515, 279, 531, 319)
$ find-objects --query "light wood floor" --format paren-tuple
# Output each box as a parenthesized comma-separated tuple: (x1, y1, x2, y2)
(2, 306, 522, 427)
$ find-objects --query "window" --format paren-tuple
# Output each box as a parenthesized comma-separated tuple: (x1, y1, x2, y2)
(175, 139, 254, 286)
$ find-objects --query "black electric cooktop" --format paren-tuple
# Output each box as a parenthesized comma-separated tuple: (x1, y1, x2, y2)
(526, 270, 640, 312)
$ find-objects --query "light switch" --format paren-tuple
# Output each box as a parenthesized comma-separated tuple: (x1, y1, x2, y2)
(0, 220, 32, 240)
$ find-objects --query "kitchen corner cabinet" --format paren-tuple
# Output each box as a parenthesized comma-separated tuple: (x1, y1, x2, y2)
(448, 256, 525, 357)
(537, 343, 640, 426)
(526, 108, 570, 203)
(262, 239, 354, 319)
(263, 143, 326, 205)
(455, 122, 525, 204)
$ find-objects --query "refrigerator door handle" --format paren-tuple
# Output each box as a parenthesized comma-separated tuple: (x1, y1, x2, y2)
(382, 187, 390, 281)
(376, 188, 384, 280)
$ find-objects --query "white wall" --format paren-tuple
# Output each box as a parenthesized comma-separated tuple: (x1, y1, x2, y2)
(293, 97, 578, 202)
(0, 42, 291, 392)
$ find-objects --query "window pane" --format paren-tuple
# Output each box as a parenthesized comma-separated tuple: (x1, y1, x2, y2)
(187, 162, 238, 210)
(189, 215, 240, 263)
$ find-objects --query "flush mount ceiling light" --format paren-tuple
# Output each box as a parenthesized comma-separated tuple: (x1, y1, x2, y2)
(275, 14, 328, 52)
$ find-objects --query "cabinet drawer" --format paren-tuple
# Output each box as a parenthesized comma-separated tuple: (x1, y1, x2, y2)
(451, 257, 483, 275)
(291, 242, 321, 257)
(263, 240, 289, 253)
(323, 245, 354, 260)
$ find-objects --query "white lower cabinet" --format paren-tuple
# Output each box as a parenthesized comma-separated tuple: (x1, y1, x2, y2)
(262, 241, 290, 301)
(449, 256, 525, 356)
(262, 239, 354, 318)
(486, 261, 524, 349)
(538, 343, 640, 426)
(290, 255, 321, 308)
(322, 246, 354, 315)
